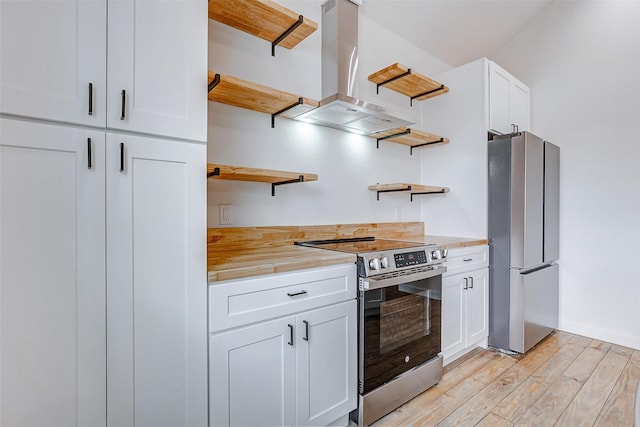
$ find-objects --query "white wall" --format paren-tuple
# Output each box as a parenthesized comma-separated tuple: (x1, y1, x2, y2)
(494, 1, 640, 348)
(207, 0, 450, 227)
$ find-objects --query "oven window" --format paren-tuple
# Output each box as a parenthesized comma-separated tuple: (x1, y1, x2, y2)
(379, 290, 430, 353)
(360, 275, 441, 394)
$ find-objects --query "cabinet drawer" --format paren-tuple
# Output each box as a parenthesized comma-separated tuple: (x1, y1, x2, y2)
(445, 245, 488, 276)
(209, 264, 356, 333)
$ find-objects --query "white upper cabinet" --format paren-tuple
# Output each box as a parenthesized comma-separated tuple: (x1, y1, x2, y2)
(0, 0, 107, 126)
(1, 0, 207, 142)
(510, 78, 531, 133)
(489, 61, 530, 135)
(107, 0, 207, 141)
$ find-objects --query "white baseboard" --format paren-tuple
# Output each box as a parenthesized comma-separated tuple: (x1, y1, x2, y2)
(558, 319, 640, 350)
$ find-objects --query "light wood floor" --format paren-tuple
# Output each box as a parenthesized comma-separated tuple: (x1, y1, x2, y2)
(372, 331, 640, 426)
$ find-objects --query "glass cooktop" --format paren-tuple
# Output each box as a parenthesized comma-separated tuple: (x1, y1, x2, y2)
(294, 237, 432, 254)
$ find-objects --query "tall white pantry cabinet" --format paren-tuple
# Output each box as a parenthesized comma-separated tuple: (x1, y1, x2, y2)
(0, 1, 208, 426)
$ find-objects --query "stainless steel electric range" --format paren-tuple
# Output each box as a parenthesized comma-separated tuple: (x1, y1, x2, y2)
(295, 237, 447, 426)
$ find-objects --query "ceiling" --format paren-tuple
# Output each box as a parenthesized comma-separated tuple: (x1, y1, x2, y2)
(360, 0, 553, 67)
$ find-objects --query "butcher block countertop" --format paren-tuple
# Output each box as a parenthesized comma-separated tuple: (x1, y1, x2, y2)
(207, 223, 487, 283)
(208, 245, 355, 282)
(399, 235, 488, 249)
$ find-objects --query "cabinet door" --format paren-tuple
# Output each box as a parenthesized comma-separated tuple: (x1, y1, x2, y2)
(489, 61, 512, 135)
(210, 317, 297, 427)
(0, 1, 106, 126)
(0, 118, 106, 426)
(510, 79, 530, 132)
(107, 0, 207, 141)
(441, 274, 465, 359)
(466, 268, 489, 346)
(297, 300, 357, 426)
(106, 133, 207, 427)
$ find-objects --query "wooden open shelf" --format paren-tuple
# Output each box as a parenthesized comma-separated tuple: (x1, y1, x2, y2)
(208, 164, 318, 196)
(368, 183, 450, 202)
(208, 72, 318, 127)
(208, 0, 318, 56)
(371, 128, 449, 154)
(368, 63, 449, 106)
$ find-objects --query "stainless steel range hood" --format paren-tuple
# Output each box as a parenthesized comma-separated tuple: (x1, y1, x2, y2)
(291, 0, 415, 135)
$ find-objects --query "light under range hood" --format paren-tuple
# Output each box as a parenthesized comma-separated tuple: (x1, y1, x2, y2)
(290, 0, 415, 135)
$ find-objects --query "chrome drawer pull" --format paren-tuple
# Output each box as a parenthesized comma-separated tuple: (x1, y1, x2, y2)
(463, 258, 473, 262)
(287, 290, 307, 297)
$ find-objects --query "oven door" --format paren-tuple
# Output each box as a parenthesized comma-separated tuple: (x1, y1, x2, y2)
(359, 269, 443, 394)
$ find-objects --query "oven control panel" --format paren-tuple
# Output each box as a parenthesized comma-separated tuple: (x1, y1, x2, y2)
(358, 245, 447, 277)
(394, 250, 428, 268)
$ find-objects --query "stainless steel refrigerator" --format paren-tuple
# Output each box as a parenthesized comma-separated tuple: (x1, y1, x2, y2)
(488, 131, 559, 353)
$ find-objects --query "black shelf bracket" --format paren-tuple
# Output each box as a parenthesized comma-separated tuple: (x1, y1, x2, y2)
(272, 175, 304, 196)
(272, 15, 304, 56)
(271, 97, 303, 128)
(208, 73, 221, 93)
(410, 189, 447, 202)
(409, 138, 444, 155)
(375, 185, 412, 201)
(207, 167, 221, 178)
(410, 85, 445, 106)
(376, 129, 411, 149)
(376, 69, 412, 94)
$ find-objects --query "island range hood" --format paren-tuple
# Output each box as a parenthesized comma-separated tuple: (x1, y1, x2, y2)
(291, 0, 415, 135)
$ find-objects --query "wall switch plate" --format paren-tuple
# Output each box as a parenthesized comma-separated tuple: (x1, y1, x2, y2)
(219, 204, 233, 225)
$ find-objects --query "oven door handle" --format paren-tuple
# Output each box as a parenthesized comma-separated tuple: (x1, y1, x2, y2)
(359, 265, 447, 291)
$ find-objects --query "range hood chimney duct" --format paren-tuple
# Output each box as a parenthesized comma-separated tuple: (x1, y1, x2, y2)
(292, 0, 415, 135)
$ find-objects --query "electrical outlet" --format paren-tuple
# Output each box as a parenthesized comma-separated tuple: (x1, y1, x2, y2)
(219, 204, 233, 225)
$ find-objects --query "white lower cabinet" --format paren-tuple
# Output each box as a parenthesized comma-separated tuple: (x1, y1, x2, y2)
(297, 301, 356, 426)
(442, 246, 489, 364)
(0, 118, 207, 426)
(209, 264, 357, 427)
(0, 118, 106, 426)
(106, 132, 207, 427)
(211, 316, 297, 427)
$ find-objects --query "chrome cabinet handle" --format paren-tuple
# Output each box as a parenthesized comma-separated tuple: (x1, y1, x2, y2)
(469, 276, 474, 289)
(463, 277, 468, 290)
(88, 83, 93, 116)
(87, 138, 92, 169)
(120, 90, 126, 120)
(287, 324, 293, 346)
(303, 320, 309, 341)
(463, 258, 473, 262)
(287, 290, 307, 297)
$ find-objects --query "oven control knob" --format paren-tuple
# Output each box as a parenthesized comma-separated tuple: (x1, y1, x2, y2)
(431, 250, 441, 260)
(442, 249, 448, 259)
(380, 257, 390, 269)
(369, 258, 380, 270)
